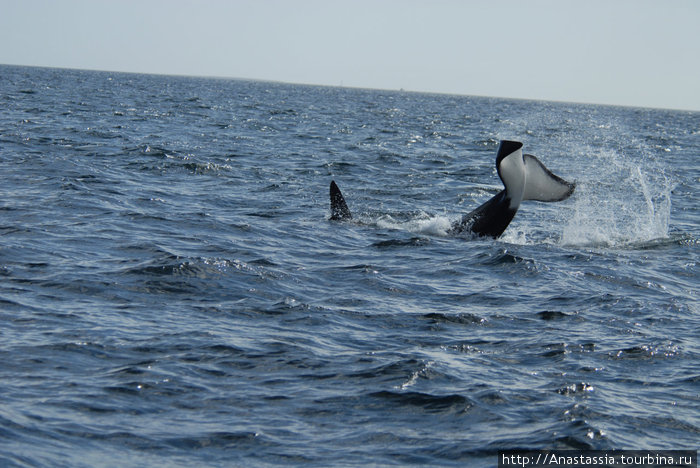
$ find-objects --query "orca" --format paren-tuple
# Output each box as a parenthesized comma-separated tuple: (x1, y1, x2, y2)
(329, 140, 575, 238)
(329, 180, 352, 221)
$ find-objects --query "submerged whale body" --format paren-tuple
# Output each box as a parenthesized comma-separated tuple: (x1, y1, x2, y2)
(329, 140, 575, 238)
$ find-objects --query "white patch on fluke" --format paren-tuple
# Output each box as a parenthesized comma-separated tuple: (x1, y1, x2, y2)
(522, 154, 576, 202)
(497, 147, 526, 209)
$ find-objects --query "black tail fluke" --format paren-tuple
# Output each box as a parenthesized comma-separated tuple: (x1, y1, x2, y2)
(330, 180, 352, 221)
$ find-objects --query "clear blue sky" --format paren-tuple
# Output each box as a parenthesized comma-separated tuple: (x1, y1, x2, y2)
(1, 0, 698, 111)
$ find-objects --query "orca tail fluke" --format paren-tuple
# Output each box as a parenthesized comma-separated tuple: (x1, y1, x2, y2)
(452, 140, 576, 239)
(330, 180, 352, 221)
(521, 154, 576, 202)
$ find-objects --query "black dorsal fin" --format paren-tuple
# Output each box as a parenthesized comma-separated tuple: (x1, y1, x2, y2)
(330, 180, 352, 221)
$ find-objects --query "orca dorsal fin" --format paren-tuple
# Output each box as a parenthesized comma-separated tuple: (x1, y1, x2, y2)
(330, 180, 352, 220)
(522, 154, 576, 202)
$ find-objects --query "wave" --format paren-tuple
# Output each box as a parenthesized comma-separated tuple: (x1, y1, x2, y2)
(370, 237, 431, 249)
(369, 390, 473, 414)
(423, 312, 485, 325)
(609, 341, 682, 360)
(164, 431, 263, 450)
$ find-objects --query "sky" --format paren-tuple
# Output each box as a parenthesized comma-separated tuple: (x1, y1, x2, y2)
(1, 0, 698, 111)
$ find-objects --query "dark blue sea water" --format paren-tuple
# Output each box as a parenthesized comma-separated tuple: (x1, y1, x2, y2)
(0, 65, 698, 467)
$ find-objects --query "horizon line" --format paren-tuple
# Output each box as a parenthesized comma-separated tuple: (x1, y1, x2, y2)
(3, 62, 697, 114)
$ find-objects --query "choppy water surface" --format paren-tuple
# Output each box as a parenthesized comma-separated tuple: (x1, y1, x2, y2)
(0, 65, 698, 467)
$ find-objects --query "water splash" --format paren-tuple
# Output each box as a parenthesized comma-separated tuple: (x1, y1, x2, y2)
(374, 213, 453, 237)
(561, 148, 672, 247)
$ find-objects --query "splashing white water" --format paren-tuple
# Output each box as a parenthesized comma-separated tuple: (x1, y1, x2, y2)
(374, 213, 453, 237)
(560, 148, 672, 247)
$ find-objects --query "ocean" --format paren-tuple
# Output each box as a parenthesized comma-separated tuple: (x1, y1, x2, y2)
(0, 64, 697, 467)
